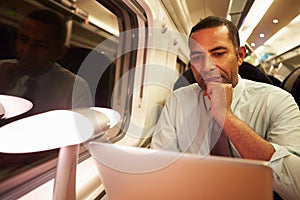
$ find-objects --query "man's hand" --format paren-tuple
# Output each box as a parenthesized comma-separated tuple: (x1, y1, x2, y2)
(203, 82, 233, 125)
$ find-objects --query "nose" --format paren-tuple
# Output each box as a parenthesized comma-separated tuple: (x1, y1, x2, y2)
(201, 57, 217, 75)
(22, 43, 34, 56)
(18, 40, 36, 57)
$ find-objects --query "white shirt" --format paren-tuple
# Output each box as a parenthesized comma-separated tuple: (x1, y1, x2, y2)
(1, 59, 93, 115)
(151, 76, 300, 199)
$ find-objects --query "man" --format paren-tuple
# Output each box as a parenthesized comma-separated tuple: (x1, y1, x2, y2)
(151, 16, 300, 199)
(0, 9, 93, 179)
(0, 9, 93, 118)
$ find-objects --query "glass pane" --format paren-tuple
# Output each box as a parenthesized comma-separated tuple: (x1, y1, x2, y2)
(0, 0, 119, 184)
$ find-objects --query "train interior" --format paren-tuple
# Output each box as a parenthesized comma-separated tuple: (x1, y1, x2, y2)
(0, 0, 299, 199)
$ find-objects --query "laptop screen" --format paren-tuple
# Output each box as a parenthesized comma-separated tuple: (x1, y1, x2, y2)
(89, 142, 273, 200)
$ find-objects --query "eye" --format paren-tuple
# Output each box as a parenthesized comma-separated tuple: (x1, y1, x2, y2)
(212, 51, 226, 57)
(18, 34, 28, 43)
(190, 54, 205, 64)
(36, 42, 51, 48)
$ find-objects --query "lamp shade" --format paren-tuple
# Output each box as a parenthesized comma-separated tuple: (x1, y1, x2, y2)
(0, 94, 32, 119)
(0, 102, 4, 118)
(0, 110, 93, 153)
(0, 107, 121, 154)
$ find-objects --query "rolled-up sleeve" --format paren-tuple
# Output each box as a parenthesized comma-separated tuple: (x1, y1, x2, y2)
(269, 143, 300, 200)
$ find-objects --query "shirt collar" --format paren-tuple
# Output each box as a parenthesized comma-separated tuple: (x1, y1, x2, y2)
(29, 63, 57, 88)
(232, 75, 245, 109)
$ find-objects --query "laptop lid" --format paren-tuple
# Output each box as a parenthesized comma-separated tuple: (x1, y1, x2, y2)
(88, 142, 273, 200)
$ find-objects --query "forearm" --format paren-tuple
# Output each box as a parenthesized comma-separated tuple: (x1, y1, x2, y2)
(223, 113, 275, 161)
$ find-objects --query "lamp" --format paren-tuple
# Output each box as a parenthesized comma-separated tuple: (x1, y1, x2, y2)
(0, 107, 120, 200)
(0, 94, 33, 119)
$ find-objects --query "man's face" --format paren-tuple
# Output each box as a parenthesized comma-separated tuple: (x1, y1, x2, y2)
(189, 25, 244, 90)
(16, 18, 62, 77)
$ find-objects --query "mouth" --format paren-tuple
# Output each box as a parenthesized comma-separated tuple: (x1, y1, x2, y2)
(19, 58, 34, 67)
(19, 61, 30, 67)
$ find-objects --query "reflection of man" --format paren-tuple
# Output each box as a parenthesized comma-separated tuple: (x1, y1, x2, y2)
(0, 9, 93, 180)
(151, 16, 300, 199)
(0, 9, 93, 118)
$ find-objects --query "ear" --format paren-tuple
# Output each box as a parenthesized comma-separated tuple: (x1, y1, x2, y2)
(237, 46, 246, 66)
(57, 45, 69, 60)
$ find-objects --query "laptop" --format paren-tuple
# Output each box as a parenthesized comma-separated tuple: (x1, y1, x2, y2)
(88, 142, 273, 200)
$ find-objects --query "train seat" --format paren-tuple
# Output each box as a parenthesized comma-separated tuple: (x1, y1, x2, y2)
(280, 66, 300, 108)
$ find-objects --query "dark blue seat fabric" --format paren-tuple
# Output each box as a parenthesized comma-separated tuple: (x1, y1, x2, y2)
(268, 75, 282, 87)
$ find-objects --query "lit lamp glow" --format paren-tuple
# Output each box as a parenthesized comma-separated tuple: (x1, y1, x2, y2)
(0, 94, 33, 119)
(0, 107, 120, 200)
(0, 102, 4, 118)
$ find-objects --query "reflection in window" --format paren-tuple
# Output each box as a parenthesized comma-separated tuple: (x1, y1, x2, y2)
(0, 0, 119, 189)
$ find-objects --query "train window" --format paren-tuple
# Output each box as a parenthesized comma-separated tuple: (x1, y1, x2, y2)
(244, 44, 261, 67)
(176, 57, 187, 74)
(0, 0, 144, 198)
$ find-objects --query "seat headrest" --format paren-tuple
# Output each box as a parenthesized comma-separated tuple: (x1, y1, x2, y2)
(281, 66, 300, 93)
